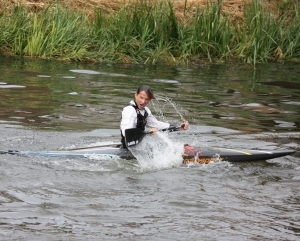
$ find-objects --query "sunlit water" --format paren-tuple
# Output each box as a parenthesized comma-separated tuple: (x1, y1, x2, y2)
(0, 56, 299, 240)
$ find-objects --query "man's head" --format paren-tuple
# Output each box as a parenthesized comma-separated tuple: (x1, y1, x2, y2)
(134, 85, 155, 109)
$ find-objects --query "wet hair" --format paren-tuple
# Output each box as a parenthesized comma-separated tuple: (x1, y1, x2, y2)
(136, 85, 155, 99)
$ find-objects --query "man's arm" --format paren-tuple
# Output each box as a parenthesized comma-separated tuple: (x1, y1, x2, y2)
(146, 108, 189, 131)
(146, 111, 170, 130)
(120, 106, 137, 136)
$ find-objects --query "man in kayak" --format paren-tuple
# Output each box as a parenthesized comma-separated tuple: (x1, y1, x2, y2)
(120, 85, 189, 148)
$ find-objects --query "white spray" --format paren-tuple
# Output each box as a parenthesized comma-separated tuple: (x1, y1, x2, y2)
(129, 94, 187, 172)
(129, 132, 183, 172)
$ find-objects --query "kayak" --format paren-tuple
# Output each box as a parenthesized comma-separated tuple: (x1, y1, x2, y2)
(0, 145, 133, 159)
(123, 127, 294, 162)
(1, 144, 295, 163)
(182, 144, 295, 164)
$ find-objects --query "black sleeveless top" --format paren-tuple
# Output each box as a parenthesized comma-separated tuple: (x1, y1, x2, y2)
(120, 102, 148, 148)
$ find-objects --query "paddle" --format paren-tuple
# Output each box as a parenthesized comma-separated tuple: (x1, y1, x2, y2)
(0, 149, 20, 155)
(125, 125, 181, 147)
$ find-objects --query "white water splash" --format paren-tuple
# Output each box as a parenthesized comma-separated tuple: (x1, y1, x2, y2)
(125, 93, 188, 172)
(150, 93, 185, 122)
(129, 132, 184, 172)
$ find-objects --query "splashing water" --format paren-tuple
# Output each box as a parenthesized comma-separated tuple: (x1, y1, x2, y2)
(129, 132, 184, 172)
(127, 93, 188, 171)
(150, 93, 185, 123)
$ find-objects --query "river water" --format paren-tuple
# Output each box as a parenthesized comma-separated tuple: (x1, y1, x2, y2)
(0, 56, 299, 240)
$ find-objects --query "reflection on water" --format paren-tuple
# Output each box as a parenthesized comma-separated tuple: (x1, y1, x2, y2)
(0, 56, 299, 133)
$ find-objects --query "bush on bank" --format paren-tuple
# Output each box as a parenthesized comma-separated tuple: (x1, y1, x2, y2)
(0, 0, 299, 65)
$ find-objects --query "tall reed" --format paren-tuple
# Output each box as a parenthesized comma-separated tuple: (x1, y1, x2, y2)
(235, 0, 300, 64)
(0, 6, 92, 59)
(234, 0, 281, 65)
(0, 0, 299, 64)
(279, 2, 300, 60)
(93, 0, 181, 63)
(177, 1, 232, 62)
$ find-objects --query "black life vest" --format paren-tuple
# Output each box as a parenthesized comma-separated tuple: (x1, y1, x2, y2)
(120, 102, 148, 148)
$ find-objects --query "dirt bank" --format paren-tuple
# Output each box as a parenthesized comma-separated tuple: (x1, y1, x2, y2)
(1, 0, 281, 21)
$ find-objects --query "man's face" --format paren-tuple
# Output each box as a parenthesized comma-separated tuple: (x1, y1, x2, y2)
(135, 91, 150, 109)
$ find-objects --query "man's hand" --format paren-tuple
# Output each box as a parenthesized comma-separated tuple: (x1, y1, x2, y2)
(149, 127, 158, 133)
(181, 121, 189, 130)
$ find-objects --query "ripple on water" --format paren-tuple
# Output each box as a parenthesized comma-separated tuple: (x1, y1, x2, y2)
(0, 84, 25, 88)
(69, 69, 101, 74)
(0, 60, 299, 240)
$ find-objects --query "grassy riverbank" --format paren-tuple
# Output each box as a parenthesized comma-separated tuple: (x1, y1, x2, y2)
(0, 0, 299, 65)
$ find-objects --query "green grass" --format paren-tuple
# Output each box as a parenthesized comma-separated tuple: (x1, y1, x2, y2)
(178, 1, 233, 62)
(0, 0, 299, 65)
(0, 6, 91, 59)
(234, 0, 300, 64)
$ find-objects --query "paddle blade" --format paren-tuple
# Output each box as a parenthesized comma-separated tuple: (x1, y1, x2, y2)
(125, 128, 147, 147)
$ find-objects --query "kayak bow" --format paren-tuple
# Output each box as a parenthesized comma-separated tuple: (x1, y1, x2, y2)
(182, 144, 295, 164)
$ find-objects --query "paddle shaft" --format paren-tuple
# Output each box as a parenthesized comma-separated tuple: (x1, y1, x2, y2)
(125, 125, 181, 147)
